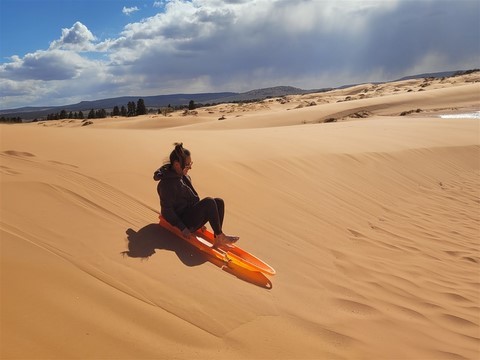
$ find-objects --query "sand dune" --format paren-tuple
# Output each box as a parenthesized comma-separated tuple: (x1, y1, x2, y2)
(1, 73, 479, 359)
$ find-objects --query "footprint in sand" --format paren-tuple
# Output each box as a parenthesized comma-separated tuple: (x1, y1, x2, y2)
(2, 150, 36, 157)
(462, 256, 479, 263)
(347, 229, 366, 238)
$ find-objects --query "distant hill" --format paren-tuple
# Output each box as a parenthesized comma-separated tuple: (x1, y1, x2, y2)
(205, 86, 323, 103)
(395, 70, 458, 81)
(395, 69, 479, 81)
(335, 70, 479, 90)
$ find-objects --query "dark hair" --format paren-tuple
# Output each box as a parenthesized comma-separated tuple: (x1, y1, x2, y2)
(169, 142, 190, 169)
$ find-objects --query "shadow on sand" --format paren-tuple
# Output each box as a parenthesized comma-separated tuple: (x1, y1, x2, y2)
(122, 223, 272, 289)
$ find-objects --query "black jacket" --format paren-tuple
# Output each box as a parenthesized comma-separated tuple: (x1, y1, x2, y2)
(154, 164, 200, 231)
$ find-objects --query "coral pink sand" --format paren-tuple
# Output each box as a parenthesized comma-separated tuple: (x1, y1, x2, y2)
(1, 73, 479, 359)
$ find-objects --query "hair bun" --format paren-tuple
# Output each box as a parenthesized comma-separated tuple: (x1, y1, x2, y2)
(169, 142, 190, 168)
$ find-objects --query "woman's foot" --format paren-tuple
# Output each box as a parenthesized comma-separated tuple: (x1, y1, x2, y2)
(214, 233, 239, 248)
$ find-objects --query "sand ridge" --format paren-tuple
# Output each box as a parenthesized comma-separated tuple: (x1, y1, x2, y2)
(1, 72, 479, 359)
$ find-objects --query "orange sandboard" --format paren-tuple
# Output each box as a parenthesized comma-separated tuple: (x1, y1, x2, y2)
(159, 216, 276, 276)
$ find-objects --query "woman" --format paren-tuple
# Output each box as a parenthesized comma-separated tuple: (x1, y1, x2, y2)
(154, 143, 239, 247)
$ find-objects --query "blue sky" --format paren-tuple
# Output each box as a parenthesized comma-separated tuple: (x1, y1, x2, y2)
(1, 0, 165, 58)
(1, 0, 479, 109)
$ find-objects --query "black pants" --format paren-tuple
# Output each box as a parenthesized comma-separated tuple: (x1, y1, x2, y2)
(181, 197, 225, 235)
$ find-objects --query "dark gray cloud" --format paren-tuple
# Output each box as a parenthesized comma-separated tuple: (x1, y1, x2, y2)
(355, 0, 480, 75)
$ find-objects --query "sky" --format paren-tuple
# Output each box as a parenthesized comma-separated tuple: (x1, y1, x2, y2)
(0, 0, 479, 109)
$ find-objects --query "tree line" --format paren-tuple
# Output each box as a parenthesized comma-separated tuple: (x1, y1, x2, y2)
(111, 99, 147, 117)
(0, 116, 22, 123)
(0, 98, 198, 123)
(45, 99, 148, 121)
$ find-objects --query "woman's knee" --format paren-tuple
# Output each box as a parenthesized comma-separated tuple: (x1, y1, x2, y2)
(201, 197, 217, 211)
(214, 198, 224, 211)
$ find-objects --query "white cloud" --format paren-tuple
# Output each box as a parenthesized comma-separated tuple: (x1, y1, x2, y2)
(0, 49, 113, 107)
(122, 6, 140, 15)
(0, 78, 35, 97)
(49, 22, 96, 51)
(1, 50, 90, 81)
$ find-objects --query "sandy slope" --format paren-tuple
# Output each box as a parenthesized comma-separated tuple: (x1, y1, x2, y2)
(1, 73, 479, 359)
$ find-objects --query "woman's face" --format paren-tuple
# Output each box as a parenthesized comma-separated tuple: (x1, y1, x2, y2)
(174, 156, 193, 176)
(183, 156, 193, 175)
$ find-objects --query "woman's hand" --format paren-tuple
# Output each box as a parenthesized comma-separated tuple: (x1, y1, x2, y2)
(181, 228, 191, 239)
